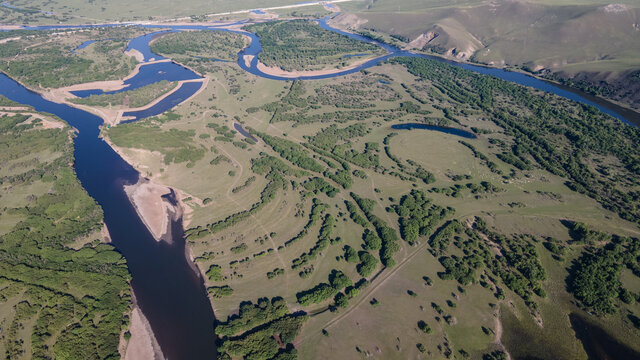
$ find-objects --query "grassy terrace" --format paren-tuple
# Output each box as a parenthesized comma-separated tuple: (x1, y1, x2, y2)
(0, 98, 130, 359)
(102, 41, 640, 359)
(150, 30, 246, 62)
(245, 19, 387, 72)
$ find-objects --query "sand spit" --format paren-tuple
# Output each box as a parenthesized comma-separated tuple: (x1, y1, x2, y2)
(43, 58, 172, 101)
(114, 77, 207, 124)
(123, 294, 165, 360)
(43, 77, 205, 126)
(124, 178, 175, 242)
(0, 106, 29, 111)
(101, 223, 112, 243)
(125, 48, 144, 62)
(0, 36, 20, 44)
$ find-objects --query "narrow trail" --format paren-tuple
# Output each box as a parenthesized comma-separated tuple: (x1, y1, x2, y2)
(297, 234, 432, 345)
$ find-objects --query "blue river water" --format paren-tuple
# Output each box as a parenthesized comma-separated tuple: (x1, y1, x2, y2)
(71, 60, 201, 97)
(1, 14, 640, 360)
(233, 122, 258, 141)
(391, 123, 477, 139)
(125, 30, 171, 62)
(71, 39, 96, 53)
(121, 81, 203, 122)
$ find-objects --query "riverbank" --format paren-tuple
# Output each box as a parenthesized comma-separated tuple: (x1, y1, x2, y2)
(42, 58, 172, 102)
(117, 77, 207, 124)
(124, 178, 173, 242)
(122, 291, 165, 360)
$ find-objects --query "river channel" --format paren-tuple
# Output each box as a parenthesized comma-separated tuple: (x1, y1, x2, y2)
(1, 13, 640, 359)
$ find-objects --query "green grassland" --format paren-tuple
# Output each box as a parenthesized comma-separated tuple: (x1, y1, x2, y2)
(0, 27, 148, 88)
(0, 100, 131, 359)
(99, 28, 640, 359)
(245, 19, 387, 72)
(150, 30, 247, 62)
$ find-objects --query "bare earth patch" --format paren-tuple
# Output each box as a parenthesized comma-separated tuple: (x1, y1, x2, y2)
(125, 179, 172, 242)
(124, 305, 165, 360)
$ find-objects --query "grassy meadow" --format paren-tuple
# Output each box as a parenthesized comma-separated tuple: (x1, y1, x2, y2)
(100, 26, 640, 358)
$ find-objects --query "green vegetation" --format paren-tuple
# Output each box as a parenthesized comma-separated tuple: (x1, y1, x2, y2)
(0, 110, 130, 359)
(216, 297, 289, 336)
(351, 192, 399, 267)
(245, 19, 385, 71)
(392, 189, 452, 244)
(207, 177, 287, 234)
(345, 200, 368, 228)
(215, 297, 308, 360)
(206, 264, 223, 281)
(395, 56, 640, 224)
(256, 131, 324, 172)
(56, 26, 640, 359)
(296, 270, 352, 306)
(150, 30, 245, 61)
(569, 235, 640, 315)
(284, 199, 326, 248)
(267, 268, 285, 279)
(356, 251, 378, 277)
(291, 213, 335, 270)
(209, 285, 234, 298)
(418, 320, 433, 334)
(70, 80, 178, 108)
(219, 313, 307, 360)
(107, 121, 205, 165)
(302, 177, 338, 197)
(232, 175, 256, 193)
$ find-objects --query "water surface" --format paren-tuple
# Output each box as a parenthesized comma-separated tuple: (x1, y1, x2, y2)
(122, 81, 203, 122)
(0, 72, 216, 360)
(391, 123, 477, 139)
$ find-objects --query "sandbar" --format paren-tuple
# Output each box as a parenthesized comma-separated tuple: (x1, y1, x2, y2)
(124, 179, 172, 242)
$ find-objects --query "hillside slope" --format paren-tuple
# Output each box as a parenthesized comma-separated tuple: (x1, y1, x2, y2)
(336, 0, 640, 110)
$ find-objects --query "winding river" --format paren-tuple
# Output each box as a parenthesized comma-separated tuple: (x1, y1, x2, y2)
(1, 14, 640, 359)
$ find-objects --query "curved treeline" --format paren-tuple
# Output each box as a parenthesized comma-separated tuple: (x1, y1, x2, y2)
(245, 20, 385, 72)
